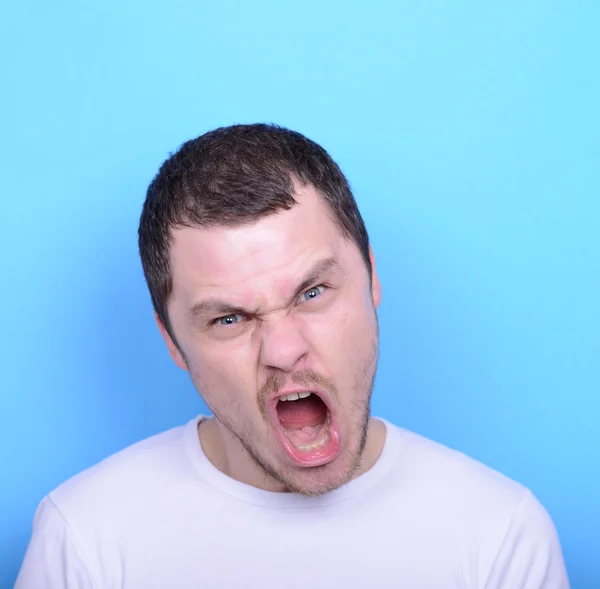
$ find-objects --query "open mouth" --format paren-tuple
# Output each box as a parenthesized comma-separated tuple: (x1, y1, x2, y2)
(271, 391, 341, 467)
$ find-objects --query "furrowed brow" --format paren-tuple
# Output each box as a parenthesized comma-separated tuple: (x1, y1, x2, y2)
(288, 257, 341, 304)
(188, 300, 254, 321)
(188, 257, 341, 321)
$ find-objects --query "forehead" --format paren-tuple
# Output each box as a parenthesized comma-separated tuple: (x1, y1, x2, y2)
(168, 184, 350, 303)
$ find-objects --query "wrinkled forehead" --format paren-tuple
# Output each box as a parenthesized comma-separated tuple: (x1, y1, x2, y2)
(167, 185, 348, 303)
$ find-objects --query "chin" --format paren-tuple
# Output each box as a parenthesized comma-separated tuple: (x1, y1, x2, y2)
(282, 459, 360, 496)
(255, 434, 367, 497)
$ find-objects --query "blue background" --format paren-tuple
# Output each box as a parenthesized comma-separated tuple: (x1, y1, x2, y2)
(1, 1, 598, 587)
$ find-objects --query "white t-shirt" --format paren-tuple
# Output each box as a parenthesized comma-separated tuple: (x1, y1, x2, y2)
(16, 416, 569, 588)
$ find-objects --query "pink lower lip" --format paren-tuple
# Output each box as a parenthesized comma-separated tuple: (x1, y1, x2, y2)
(268, 397, 341, 467)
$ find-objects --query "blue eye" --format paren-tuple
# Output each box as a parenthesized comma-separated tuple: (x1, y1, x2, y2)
(218, 314, 243, 326)
(300, 286, 324, 302)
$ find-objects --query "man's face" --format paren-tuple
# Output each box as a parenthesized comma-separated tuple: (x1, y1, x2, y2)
(162, 183, 381, 495)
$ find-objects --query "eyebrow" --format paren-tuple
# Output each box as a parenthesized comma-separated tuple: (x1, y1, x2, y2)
(188, 256, 341, 321)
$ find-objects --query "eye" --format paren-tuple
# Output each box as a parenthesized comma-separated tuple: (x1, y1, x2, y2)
(300, 285, 324, 302)
(216, 314, 244, 326)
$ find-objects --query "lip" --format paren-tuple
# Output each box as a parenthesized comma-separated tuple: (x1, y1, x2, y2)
(265, 385, 341, 467)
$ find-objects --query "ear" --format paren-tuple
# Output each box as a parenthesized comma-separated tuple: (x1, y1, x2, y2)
(154, 312, 188, 371)
(369, 246, 382, 309)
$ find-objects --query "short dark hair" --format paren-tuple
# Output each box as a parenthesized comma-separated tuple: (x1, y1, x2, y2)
(138, 123, 371, 339)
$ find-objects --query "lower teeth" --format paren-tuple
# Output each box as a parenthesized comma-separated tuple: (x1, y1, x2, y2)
(284, 414, 331, 452)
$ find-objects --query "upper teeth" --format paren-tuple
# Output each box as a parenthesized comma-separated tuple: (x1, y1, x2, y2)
(279, 392, 312, 402)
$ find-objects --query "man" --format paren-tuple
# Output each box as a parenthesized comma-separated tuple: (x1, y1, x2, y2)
(17, 124, 569, 588)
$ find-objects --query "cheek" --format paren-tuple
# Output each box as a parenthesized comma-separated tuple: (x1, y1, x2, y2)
(187, 339, 257, 401)
(307, 293, 376, 365)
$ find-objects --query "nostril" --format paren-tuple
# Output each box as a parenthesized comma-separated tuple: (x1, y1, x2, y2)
(259, 334, 310, 372)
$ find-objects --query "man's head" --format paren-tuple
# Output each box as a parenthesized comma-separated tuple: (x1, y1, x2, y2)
(139, 124, 381, 495)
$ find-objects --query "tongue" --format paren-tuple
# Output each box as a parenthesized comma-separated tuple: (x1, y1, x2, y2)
(277, 395, 327, 430)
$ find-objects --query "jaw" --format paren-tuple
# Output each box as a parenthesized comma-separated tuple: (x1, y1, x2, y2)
(205, 392, 374, 496)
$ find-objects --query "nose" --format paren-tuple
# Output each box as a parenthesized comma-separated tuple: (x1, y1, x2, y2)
(258, 314, 310, 373)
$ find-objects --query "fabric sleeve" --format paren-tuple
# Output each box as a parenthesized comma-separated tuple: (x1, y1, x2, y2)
(484, 489, 570, 589)
(14, 496, 98, 589)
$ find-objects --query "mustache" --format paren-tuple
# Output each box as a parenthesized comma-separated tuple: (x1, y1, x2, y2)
(259, 370, 338, 406)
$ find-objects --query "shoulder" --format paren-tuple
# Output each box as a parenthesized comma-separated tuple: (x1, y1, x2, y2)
(384, 420, 527, 504)
(379, 420, 536, 537)
(19, 416, 210, 586)
(47, 416, 202, 523)
(380, 421, 569, 585)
